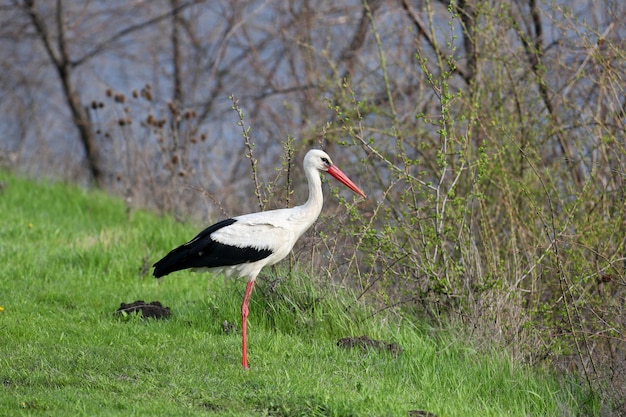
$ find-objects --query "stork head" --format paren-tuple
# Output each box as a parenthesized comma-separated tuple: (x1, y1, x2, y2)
(304, 149, 366, 198)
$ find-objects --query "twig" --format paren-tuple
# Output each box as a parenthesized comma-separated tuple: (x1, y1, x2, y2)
(230, 95, 263, 211)
(183, 185, 229, 218)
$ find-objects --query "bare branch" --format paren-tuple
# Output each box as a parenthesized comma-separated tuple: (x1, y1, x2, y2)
(72, 0, 198, 68)
(401, 0, 470, 83)
(510, 0, 585, 187)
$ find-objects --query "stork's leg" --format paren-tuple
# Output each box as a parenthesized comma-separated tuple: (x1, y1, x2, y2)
(241, 280, 255, 369)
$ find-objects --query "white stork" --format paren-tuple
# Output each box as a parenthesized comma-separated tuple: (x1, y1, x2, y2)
(153, 149, 366, 368)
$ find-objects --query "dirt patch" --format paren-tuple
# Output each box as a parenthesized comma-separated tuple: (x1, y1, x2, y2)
(336, 335, 402, 357)
(115, 300, 171, 319)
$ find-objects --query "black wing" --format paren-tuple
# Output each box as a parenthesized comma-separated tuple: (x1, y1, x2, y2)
(152, 218, 273, 278)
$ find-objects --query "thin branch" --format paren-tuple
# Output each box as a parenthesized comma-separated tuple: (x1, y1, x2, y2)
(231, 95, 263, 211)
(72, 0, 199, 68)
(23, 0, 61, 66)
(364, 0, 397, 120)
(339, 0, 382, 80)
(400, 0, 470, 83)
(510, 0, 585, 187)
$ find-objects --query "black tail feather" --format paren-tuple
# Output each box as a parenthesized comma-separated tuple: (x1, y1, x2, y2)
(152, 218, 272, 278)
(152, 218, 237, 278)
(153, 244, 197, 278)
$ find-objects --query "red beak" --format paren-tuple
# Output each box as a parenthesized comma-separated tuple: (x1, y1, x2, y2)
(327, 165, 366, 198)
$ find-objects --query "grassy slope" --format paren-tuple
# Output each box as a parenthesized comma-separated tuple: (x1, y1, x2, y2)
(0, 173, 597, 416)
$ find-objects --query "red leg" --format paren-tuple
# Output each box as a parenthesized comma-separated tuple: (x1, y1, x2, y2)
(241, 280, 255, 369)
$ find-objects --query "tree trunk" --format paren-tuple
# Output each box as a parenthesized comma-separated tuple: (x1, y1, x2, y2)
(24, 0, 105, 187)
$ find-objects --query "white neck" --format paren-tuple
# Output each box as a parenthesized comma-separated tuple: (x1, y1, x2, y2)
(298, 164, 324, 225)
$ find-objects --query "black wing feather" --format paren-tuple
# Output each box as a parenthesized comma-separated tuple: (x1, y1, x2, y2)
(153, 218, 273, 278)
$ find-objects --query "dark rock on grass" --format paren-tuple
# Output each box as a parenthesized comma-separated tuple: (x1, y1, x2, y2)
(221, 320, 238, 334)
(337, 335, 402, 357)
(116, 300, 171, 319)
(408, 410, 438, 417)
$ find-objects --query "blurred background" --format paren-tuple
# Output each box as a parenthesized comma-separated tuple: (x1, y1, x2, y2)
(1, 0, 625, 408)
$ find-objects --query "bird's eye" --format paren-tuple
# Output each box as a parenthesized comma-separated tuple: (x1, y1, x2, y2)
(321, 157, 330, 165)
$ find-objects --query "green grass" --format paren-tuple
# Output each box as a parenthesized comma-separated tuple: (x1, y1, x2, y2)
(0, 172, 598, 416)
